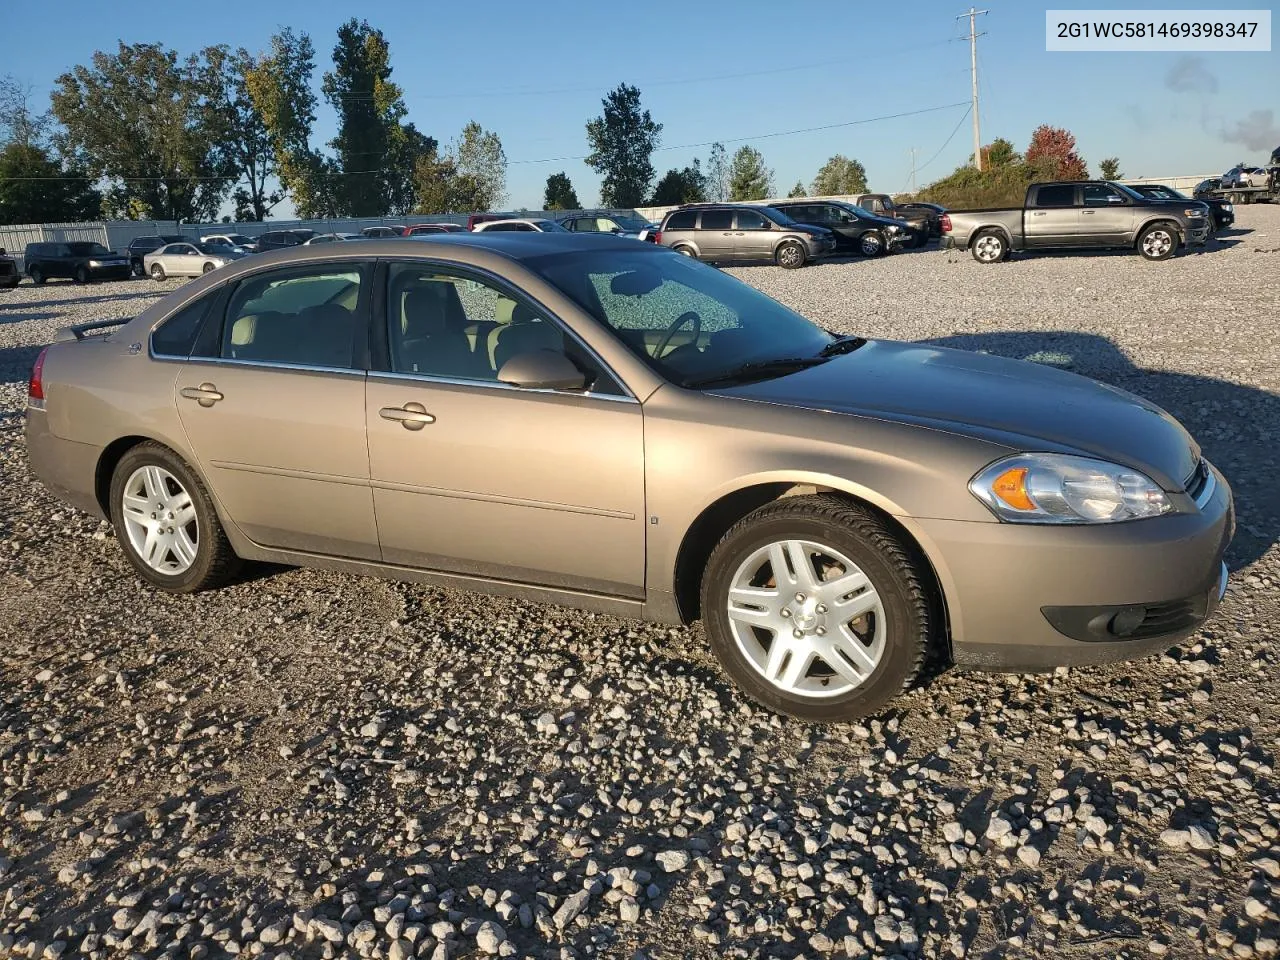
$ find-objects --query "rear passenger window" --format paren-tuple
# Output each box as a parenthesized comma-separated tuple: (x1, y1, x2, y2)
(1036, 185, 1076, 207)
(700, 210, 733, 230)
(151, 296, 212, 358)
(222, 265, 366, 369)
(664, 210, 697, 230)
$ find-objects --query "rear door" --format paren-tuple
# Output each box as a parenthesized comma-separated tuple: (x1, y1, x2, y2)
(696, 209, 736, 259)
(1024, 184, 1080, 247)
(173, 259, 380, 559)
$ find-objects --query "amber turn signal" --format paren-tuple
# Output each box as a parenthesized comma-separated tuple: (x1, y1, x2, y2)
(991, 466, 1036, 511)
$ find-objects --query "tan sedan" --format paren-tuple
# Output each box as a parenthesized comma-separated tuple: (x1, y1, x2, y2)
(25, 235, 1233, 721)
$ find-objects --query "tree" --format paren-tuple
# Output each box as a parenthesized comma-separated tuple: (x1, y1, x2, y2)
(543, 172, 580, 211)
(727, 145, 772, 201)
(810, 154, 867, 195)
(787, 181, 807, 198)
(196, 46, 280, 221)
(706, 142, 728, 202)
(585, 83, 662, 207)
(455, 121, 506, 210)
(412, 145, 482, 214)
(50, 42, 231, 221)
(0, 76, 51, 148)
(649, 161, 706, 205)
(1025, 125, 1088, 181)
(1098, 156, 1122, 180)
(0, 142, 101, 224)
(322, 19, 425, 216)
(979, 137, 1020, 169)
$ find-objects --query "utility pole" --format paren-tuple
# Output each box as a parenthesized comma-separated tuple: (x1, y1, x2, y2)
(957, 7, 988, 171)
(909, 148, 917, 194)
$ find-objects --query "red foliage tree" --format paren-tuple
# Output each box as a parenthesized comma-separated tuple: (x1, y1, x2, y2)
(1025, 125, 1089, 180)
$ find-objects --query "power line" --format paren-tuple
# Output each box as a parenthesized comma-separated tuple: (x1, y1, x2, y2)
(910, 104, 973, 183)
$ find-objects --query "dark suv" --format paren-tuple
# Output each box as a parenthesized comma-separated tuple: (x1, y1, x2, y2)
(656, 204, 836, 268)
(770, 200, 910, 257)
(24, 241, 132, 284)
(256, 230, 315, 251)
(127, 235, 188, 277)
(0, 249, 18, 289)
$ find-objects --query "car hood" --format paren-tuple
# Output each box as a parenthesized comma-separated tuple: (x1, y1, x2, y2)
(788, 224, 833, 237)
(711, 340, 1200, 490)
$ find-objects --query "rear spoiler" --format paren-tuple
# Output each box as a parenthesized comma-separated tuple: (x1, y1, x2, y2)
(53, 317, 131, 343)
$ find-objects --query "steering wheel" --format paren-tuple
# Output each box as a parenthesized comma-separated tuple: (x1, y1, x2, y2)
(654, 310, 702, 359)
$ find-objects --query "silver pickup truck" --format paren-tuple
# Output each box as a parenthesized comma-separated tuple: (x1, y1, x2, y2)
(941, 181, 1211, 263)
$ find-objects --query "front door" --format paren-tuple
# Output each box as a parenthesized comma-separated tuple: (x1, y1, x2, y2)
(1079, 183, 1135, 244)
(733, 208, 775, 261)
(365, 262, 646, 596)
(174, 260, 380, 559)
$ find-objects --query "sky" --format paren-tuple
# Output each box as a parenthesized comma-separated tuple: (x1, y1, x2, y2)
(1, 0, 1277, 219)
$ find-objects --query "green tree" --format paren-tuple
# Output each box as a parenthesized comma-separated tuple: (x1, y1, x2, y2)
(196, 45, 280, 221)
(0, 142, 101, 224)
(412, 145, 482, 214)
(811, 154, 867, 195)
(245, 29, 340, 219)
(0, 76, 51, 148)
(978, 137, 1021, 168)
(543, 172, 580, 210)
(455, 121, 506, 210)
(322, 19, 423, 216)
(728, 145, 772, 201)
(649, 161, 706, 205)
(787, 180, 807, 198)
(50, 42, 231, 221)
(706, 142, 728, 201)
(1098, 156, 1122, 180)
(585, 83, 662, 207)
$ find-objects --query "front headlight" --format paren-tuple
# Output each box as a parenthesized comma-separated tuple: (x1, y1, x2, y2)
(1184, 208, 1205, 218)
(969, 454, 1172, 524)
(1224, 202, 1234, 212)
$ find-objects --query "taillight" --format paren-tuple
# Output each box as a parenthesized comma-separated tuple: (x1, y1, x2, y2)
(651, 231, 662, 244)
(28, 346, 49, 404)
(940, 214, 952, 233)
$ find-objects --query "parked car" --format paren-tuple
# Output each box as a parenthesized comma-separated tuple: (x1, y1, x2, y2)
(201, 233, 257, 253)
(142, 243, 238, 280)
(942, 181, 1211, 263)
(23, 241, 132, 284)
(896, 201, 948, 238)
(0, 248, 18, 289)
(1192, 178, 1223, 200)
(405, 223, 466, 235)
(305, 233, 363, 245)
(1222, 165, 1270, 190)
(128, 235, 189, 277)
(657, 204, 836, 268)
(472, 218, 570, 233)
(24, 234, 1233, 722)
(361, 226, 407, 238)
(850, 194, 931, 247)
(467, 213, 515, 231)
(769, 199, 910, 257)
(1128, 184, 1234, 232)
(559, 214, 655, 239)
(255, 230, 313, 252)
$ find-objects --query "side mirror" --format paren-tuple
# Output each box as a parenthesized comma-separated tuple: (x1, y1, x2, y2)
(497, 350, 588, 391)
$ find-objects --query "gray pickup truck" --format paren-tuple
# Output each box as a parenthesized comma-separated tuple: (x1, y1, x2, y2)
(941, 181, 1211, 263)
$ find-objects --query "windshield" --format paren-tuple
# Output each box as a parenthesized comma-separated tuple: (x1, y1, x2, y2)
(1143, 186, 1188, 200)
(1109, 182, 1146, 200)
(67, 242, 110, 256)
(533, 248, 838, 387)
(535, 220, 569, 232)
(612, 216, 650, 231)
(225, 234, 250, 244)
(196, 243, 228, 255)
(762, 207, 799, 226)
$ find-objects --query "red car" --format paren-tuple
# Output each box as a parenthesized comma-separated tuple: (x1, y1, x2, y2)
(405, 223, 465, 236)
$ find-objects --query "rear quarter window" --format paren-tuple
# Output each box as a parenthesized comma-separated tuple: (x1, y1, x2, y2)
(151, 295, 214, 358)
(663, 210, 697, 230)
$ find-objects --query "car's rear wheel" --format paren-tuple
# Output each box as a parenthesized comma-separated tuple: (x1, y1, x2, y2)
(700, 495, 931, 723)
(28, 266, 44, 285)
(151, 263, 166, 281)
(673, 244, 697, 258)
(775, 240, 806, 269)
(202, 261, 215, 274)
(970, 229, 1007, 263)
(109, 442, 240, 593)
(75, 265, 90, 284)
(1138, 223, 1177, 261)
(859, 231, 886, 257)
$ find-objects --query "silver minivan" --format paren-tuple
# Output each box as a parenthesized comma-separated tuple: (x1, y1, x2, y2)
(657, 204, 836, 269)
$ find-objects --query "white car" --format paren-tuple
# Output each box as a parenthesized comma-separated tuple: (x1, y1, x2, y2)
(471, 218, 569, 233)
(142, 243, 239, 281)
(304, 233, 364, 245)
(201, 233, 257, 253)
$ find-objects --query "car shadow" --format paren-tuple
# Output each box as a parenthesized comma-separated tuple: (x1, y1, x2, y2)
(0, 343, 43, 383)
(921, 330, 1278, 571)
(0, 289, 161, 311)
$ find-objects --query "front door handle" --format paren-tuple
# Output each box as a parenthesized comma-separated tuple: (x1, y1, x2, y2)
(1031, 211, 1047, 216)
(179, 383, 223, 407)
(380, 402, 435, 431)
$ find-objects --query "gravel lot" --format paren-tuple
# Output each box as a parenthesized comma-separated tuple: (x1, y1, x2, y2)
(1, 209, 1278, 960)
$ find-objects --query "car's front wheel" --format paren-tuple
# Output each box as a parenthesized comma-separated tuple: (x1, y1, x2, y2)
(859, 231, 886, 257)
(1137, 223, 1178, 260)
(75, 265, 90, 284)
(109, 442, 241, 593)
(28, 266, 45, 285)
(700, 495, 931, 723)
(775, 240, 806, 269)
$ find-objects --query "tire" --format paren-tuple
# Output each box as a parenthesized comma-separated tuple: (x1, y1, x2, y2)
(151, 263, 166, 281)
(673, 244, 697, 258)
(858, 231, 886, 257)
(775, 240, 806, 269)
(75, 265, 90, 284)
(700, 494, 931, 723)
(28, 265, 45, 285)
(131, 259, 145, 279)
(202, 261, 216, 274)
(970, 229, 1007, 264)
(108, 442, 241, 593)
(1137, 222, 1178, 261)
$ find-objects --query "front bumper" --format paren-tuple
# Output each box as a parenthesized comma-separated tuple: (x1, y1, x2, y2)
(805, 237, 838, 259)
(910, 461, 1234, 671)
(1185, 221, 1211, 246)
(88, 263, 133, 279)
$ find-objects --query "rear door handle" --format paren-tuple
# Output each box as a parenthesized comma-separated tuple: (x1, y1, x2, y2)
(1082, 209, 1096, 215)
(1031, 211, 1047, 216)
(380, 402, 435, 431)
(179, 383, 223, 407)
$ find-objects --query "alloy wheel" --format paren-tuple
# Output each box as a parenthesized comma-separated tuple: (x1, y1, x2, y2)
(120, 465, 199, 574)
(1142, 229, 1173, 258)
(974, 234, 1004, 261)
